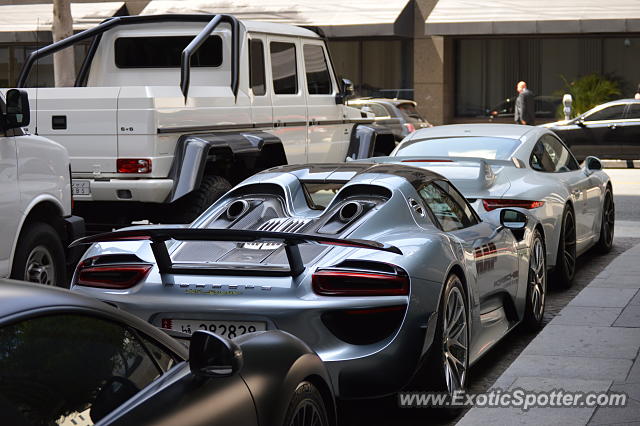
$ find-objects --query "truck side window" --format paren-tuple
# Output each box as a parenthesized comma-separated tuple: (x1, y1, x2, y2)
(249, 39, 266, 96)
(270, 42, 298, 95)
(303, 44, 332, 95)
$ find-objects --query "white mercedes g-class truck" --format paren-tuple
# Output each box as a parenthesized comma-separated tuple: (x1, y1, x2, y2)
(0, 89, 84, 286)
(14, 14, 394, 225)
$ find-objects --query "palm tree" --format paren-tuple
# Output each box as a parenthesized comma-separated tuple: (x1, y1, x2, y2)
(558, 74, 621, 118)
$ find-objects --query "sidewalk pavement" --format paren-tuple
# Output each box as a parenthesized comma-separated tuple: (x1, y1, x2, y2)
(458, 241, 640, 426)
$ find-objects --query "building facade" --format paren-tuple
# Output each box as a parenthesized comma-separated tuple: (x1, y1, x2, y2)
(1, 0, 639, 125)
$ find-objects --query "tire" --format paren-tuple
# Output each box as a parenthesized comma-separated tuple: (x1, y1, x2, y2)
(422, 274, 468, 416)
(552, 205, 576, 289)
(10, 222, 67, 287)
(595, 189, 615, 253)
(282, 381, 330, 426)
(523, 229, 546, 331)
(167, 175, 232, 224)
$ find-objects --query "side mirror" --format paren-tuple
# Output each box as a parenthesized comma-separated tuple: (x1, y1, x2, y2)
(576, 117, 586, 127)
(500, 208, 528, 230)
(189, 330, 243, 378)
(584, 156, 602, 175)
(4, 89, 30, 129)
(336, 78, 354, 104)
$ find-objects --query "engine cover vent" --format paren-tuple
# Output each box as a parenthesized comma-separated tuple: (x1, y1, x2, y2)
(245, 217, 311, 250)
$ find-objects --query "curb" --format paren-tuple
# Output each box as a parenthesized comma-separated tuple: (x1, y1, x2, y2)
(602, 160, 639, 169)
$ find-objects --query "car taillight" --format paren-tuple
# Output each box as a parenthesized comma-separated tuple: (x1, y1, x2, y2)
(312, 270, 409, 296)
(403, 122, 416, 133)
(117, 159, 152, 173)
(75, 259, 152, 289)
(482, 199, 545, 211)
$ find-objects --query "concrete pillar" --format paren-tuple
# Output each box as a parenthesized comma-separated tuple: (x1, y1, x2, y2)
(413, 0, 453, 125)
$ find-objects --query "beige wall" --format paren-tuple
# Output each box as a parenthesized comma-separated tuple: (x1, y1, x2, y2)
(413, 0, 452, 125)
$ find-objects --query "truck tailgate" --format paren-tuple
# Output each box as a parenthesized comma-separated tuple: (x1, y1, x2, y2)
(25, 87, 119, 173)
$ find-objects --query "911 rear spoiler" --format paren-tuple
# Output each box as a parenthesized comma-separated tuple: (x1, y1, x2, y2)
(70, 228, 402, 277)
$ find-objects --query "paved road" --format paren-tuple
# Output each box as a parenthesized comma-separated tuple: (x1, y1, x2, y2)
(339, 168, 640, 426)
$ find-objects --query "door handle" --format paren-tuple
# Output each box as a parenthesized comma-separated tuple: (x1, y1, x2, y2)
(273, 120, 282, 128)
(608, 124, 617, 130)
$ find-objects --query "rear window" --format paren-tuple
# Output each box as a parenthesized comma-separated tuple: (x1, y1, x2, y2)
(396, 103, 426, 123)
(302, 181, 345, 209)
(393, 136, 521, 160)
(115, 36, 223, 68)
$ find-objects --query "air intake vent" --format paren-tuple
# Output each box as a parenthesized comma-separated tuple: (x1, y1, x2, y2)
(245, 218, 311, 250)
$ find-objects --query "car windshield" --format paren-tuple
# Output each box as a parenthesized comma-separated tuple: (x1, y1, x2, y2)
(396, 103, 426, 123)
(392, 136, 521, 160)
(302, 181, 345, 209)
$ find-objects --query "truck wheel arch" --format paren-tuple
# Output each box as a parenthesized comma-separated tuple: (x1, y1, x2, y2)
(167, 131, 287, 203)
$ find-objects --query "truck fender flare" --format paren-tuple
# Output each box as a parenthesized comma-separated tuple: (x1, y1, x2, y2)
(166, 131, 286, 202)
(346, 124, 396, 160)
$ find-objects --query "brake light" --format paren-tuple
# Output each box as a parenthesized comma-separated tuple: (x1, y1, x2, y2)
(482, 199, 545, 211)
(75, 259, 152, 289)
(312, 270, 409, 296)
(403, 122, 416, 133)
(117, 159, 152, 173)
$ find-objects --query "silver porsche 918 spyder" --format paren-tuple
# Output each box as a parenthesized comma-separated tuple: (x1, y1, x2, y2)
(70, 163, 546, 402)
(368, 124, 614, 288)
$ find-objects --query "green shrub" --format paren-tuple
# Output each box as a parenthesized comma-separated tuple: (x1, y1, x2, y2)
(556, 74, 621, 118)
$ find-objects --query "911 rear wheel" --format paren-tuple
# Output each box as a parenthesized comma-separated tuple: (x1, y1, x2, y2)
(596, 189, 615, 253)
(553, 205, 576, 289)
(523, 230, 546, 331)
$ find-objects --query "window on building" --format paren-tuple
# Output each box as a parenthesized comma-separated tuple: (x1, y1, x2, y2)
(585, 104, 626, 121)
(0, 314, 171, 424)
(303, 44, 332, 95)
(0, 47, 9, 88)
(249, 39, 266, 96)
(115, 36, 223, 68)
(270, 41, 298, 95)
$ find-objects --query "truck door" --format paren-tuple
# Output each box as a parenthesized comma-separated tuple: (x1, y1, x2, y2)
(266, 36, 307, 164)
(0, 94, 20, 277)
(302, 41, 350, 162)
(248, 36, 273, 131)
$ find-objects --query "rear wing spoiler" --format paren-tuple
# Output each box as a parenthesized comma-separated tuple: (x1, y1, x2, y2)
(70, 228, 402, 277)
(392, 156, 525, 168)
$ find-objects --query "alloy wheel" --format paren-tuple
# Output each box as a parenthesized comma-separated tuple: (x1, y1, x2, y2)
(288, 399, 323, 426)
(529, 238, 546, 322)
(602, 194, 615, 247)
(442, 286, 468, 393)
(24, 245, 55, 285)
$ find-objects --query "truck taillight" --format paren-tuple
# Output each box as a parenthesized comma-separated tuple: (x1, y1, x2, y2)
(482, 199, 545, 211)
(75, 258, 152, 289)
(312, 270, 409, 296)
(117, 159, 152, 173)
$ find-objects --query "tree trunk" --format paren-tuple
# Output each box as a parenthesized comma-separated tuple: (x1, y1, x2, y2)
(52, 0, 75, 87)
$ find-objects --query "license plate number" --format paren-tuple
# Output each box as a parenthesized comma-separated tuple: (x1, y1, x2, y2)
(72, 180, 91, 195)
(161, 319, 266, 338)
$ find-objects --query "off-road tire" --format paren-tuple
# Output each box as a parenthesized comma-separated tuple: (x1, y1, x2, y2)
(168, 175, 232, 224)
(10, 222, 67, 287)
(282, 381, 330, 426)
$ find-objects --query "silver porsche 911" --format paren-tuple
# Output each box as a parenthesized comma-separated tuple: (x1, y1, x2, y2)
(368, 124, 614, 288)
(70, 163, 546, 402)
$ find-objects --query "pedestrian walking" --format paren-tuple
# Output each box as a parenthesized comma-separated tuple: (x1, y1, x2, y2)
(514, 81, 535, 125)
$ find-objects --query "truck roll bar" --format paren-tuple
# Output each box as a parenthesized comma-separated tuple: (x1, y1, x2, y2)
(16, 14, 240, 102)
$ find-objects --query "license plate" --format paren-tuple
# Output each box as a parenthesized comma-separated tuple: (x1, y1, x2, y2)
(72, 180, 91, 196)
(161, 319, 266, 338)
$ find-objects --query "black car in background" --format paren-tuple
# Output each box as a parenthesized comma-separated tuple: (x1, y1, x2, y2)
(487, 95, 562, 121)
(347, 98, 432, 141)
(543, 99, 640, 161)
(0, 280, 334, 426)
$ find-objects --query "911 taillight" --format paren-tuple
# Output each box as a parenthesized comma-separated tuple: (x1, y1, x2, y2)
(75, 258, 152, 289)
(482, 199, 545, 211)
(312, 270, 409, 296)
